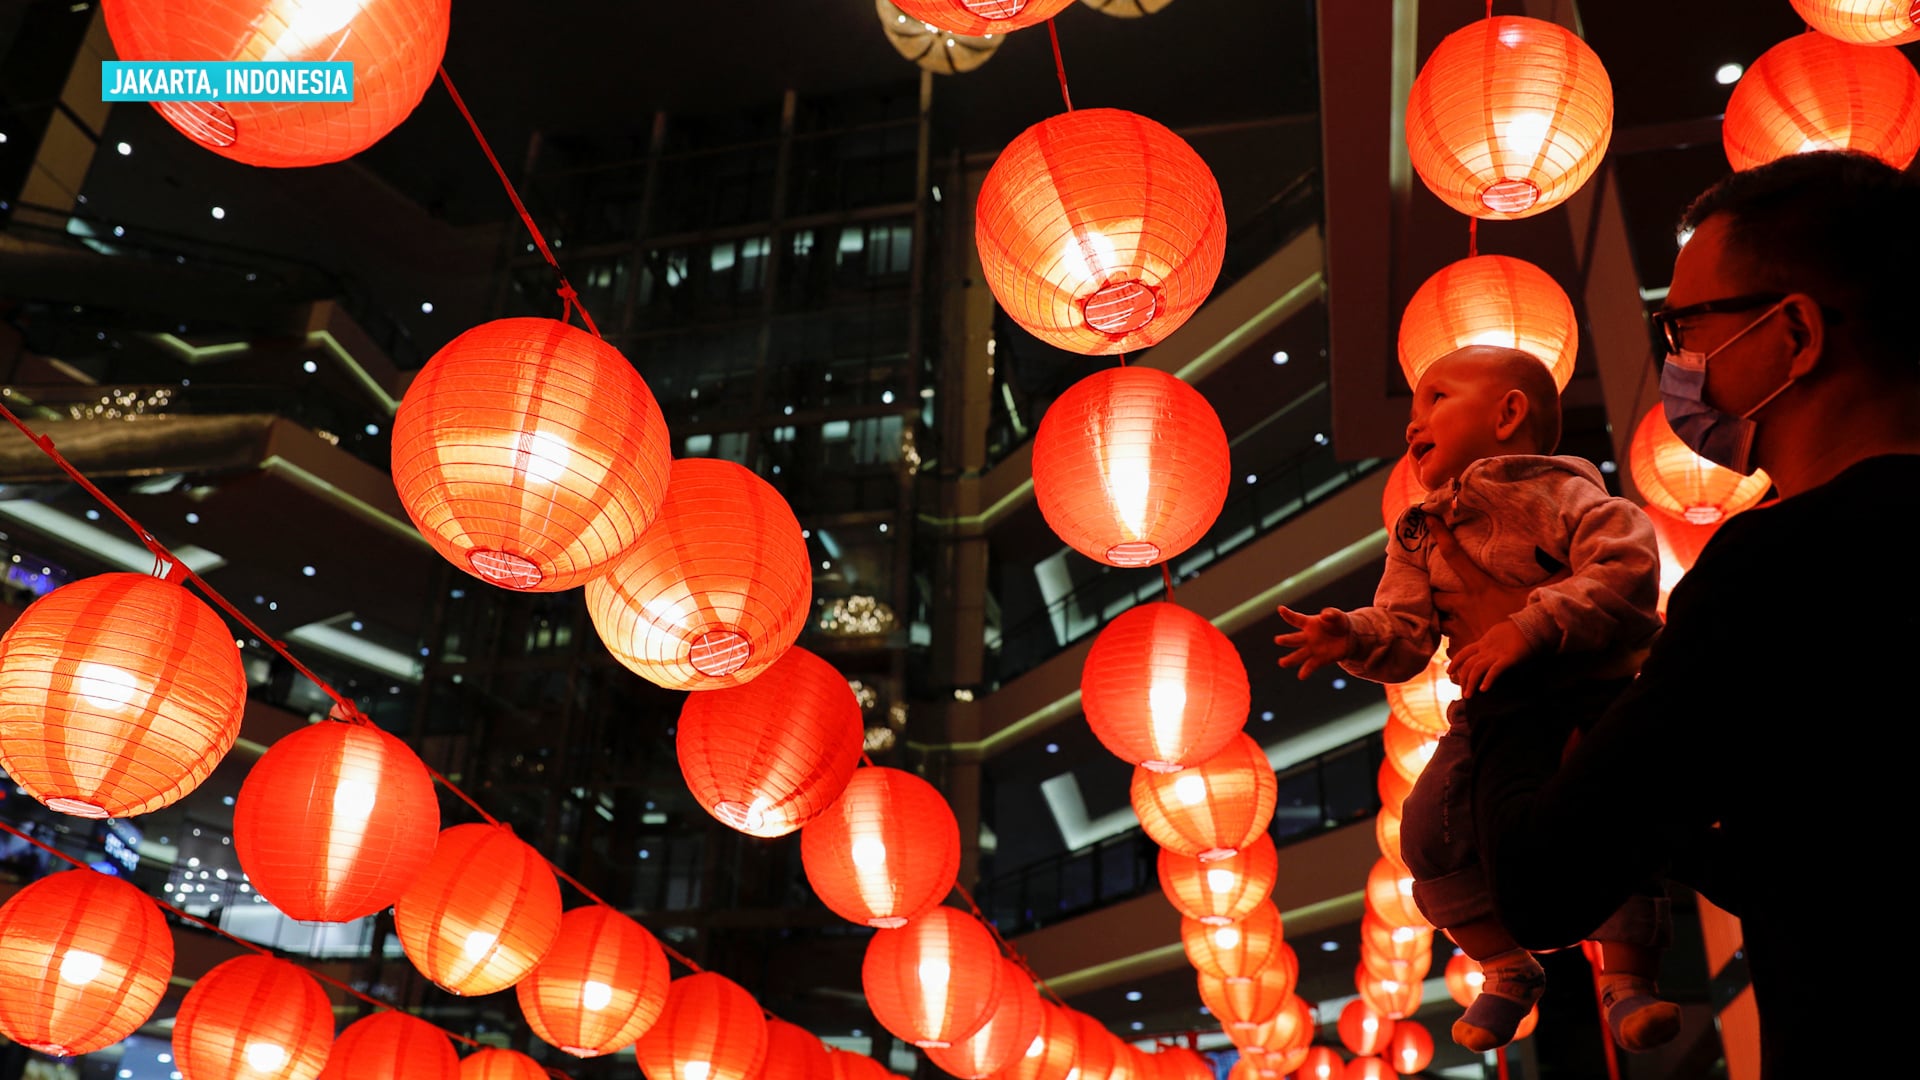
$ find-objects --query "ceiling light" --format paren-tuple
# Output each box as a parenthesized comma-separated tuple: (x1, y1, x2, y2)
(1045, 743, 1059, 754)
(117, 142, 130, 155)
(420, 301, 434, 314)
(1272, 350, 1289, 364)
(210, 206, 225, 219)
(301, 565, 315, 577)
(1125, 991, 1142, 1002)
(303, 360, 317, 373)
(1715, 63, 1744, 85)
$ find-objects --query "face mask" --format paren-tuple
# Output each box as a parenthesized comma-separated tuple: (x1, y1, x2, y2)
(1658, 301, 1795, 476)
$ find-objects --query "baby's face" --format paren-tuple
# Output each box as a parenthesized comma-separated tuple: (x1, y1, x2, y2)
(1405, 356, 1511, 490)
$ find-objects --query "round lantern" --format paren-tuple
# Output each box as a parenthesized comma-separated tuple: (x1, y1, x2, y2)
(100, 0, 448, 167)
(890, 0, 1076, 35)
(924, 958, 1044, 1078)
(1365, 857, 1430, 931)
(1082, 601, 1249, 772)
(634, 973, 769, 1080)
(1180, 900, 1284, 980)
(517, 906, 670, 1057)
(1233, 994, 1316, 1058)
(678, 645, 863, 837)
(1382, 643, 1458, 738)
(1723, 32, 1920, 170)
(1295, 1047, 1344, 1080)
(585, 458, 811, 690)
(1032, 367, 1230, 568)
(764, 1020, 835, 1080)
(1791, 0, 1920, 45)
(1407, 16, 1611, 219)
(862, 906, 1004, 1048)
(1342, 1059, 1398, 1080)
(1361, 933, 1431, 985)
(1649, 506, 1721, 618)
(1514, 1006, 1541, 1041)
(173, 955, 335, 1080)
(1443, 952, 1484, 1007)
(1381, 717, 1438, 785)
(1063, 1011, 1117, 1080)
(977, 108, 1226, 354)
(1130, 733, 1277, 860)
(1630, 406, 1772, 525)
(458, 1049, 547, 1080)
(0, 572, 245, 818)
(234, 718, 440, 923)
(1149, 1048, 1211, 1080)
(1380, 454, 1428, 535)
(802, 767, 960, 927)
(1398, 256, 1578, 392)
(1356, 965, 1423, 1021)
(994, 1001, 1081, 1080)
(1337, 999, 1393, 1057)
(1198, 957, 1297, 1033)
(1385, 1022, 1434, 1075)
(828, 1049, 894, 1080)
(1377, 762, 1413, 819)
(1360, 916, 1432, 970)
(1083, 0, 1176, 14)
(1375, 803, 1407, 873)
(319, 1011, 457, 1080)
(1158, 834, 1277, 925)
(0, 869, 172, 1056)
(878, 1, 1001, 74)
(394, 823, 563, 996)
(394, 317, 670, 593)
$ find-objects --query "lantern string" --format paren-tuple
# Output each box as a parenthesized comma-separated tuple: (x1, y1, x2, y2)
(1160, 564, 1176, 603)
(860, 752, 876, 767)
(951, 882, 1069, 1008)
(1046, 19, 1075, 112)
(436, 67, 601, 339)
(1468, 216, 1478, 258)
(422, 763, 503, 827)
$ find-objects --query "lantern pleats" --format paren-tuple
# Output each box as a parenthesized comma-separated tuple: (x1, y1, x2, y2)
(318, 1011, 457, 1080)
(1180, 900, 1284, 981)
(0, 869, 173, 1056)
(1792, 0, 1920, 44)
(989, 1000, 1080, 1080)
(173, 955, 335, 1080)
(977, 108, 1226, 354)
(1361, 916, 1433, 973)
(1406, 16, 1613, 219)
(1198, 957, 1297, 1033)
(1337, 999, 1394, 1057)
(1723, 32, 1920, 171)
(801, 767, 960, 928)
(1147, 1048, 1211, 1080)
(1382, 643, 1458, 738)
(234, 719, 441, 923)
(1158, 834, 1277, 924)
(1398, 255, 1577, 392)
(393, 317, 671, 593)
(1032, 367, 1230, 568)
(1629, 406, 1772, 526)
(925, 958, 1044, 1079)
(1444, 951, 1485, 1007)
(1377, 762, 1414, 819)
(585, 457, 811, 689)
(458, 1049, 548, 1080)
(890, 0, 1077, 35)
(517, 906, 670, 1057)
(1294, 1047, 1345, 1080)
(678, 646, 863, 837)
(1376, 802, 1407, 873)
(1649, 506, 1721, 618)
(1380, 455, 1429, 536)
(828, 1048, 896, 1080)
(1231, 995, 1316, 1059)
(1342, 1058, 1399, 1080)
(1082, 602, 1248, 772)
(1381, 717, 1438, 786)
(1365, 857, 1430, 931)
(1362, 932, 1431, 984)
(1356, 963, 1424, 1021)
(0, 572, 246, 819)
(862, 907, 1004, 1049)
(1130, 733, 1277, 860)
(763, 1019, 836, 1080)
(100, 0, 448, 167)
(1385, 1022, 1434, 1075)
(1062, 1012, 1117, 1080)
(635, 973, 769, 1080)
(394, 824, 563, 996)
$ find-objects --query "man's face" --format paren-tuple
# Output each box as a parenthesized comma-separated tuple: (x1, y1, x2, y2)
(1666, 216, 1791, 416)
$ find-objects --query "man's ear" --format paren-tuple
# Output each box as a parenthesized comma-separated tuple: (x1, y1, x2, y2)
(1493, 389, 1530, 443)
(1779, 293, 1827, 380)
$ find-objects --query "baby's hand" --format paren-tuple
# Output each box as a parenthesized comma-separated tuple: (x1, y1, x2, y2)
(1274, 605, 1354, 680)
(1446, 619, 1537, 697)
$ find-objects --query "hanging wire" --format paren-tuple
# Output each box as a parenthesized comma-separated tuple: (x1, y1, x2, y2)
(1160, 564, 1177, 603)
(952, 882, 1069, 1008)
(1046, 18, 1075, 113)
(1468, 215, 1479, 258)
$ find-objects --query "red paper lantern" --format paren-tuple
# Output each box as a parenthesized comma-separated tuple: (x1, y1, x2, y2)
(173, 955, 335, 1080)
(678, 645, 863, 836)
(394, 317, 670, 593)
(0, 572, 245, 818)
(1723, 32, 1920, 170)
(1443, 952, 1484, 1007)
(634, 973, 769, 1080)
(1375, 802, 1407, 874)
(319, 1011, 457, 1080)
(1158, 834, 1278, 925)
(1385, 1023, 1434, 1075)
(1361, 933, 1431, 985)
(925, 958, 1044, 1078)
(1515, 1006, 1541, 1041)
(1648, 506, 1721, 618)
(1341, 1059, 1398, 1080)
(1063, 1011, 1117, 1080)
(458, 1050, 547, 1080)
(1180, 899, 1284, 980)
(862, 907, 1005, 1048)
(802, 767, 960, 927)
(891, 0, 1077, 35)
(1361, 916, 1432, 969)
(585, 458, 811, 690)
(1381, 717, 1438, 786)
(1398, 255, 1578, 392)
(764, 1019, 835, 1080)
(993, 1001, 1081, 1080)
(1356, 965, 1423, 1021)
(1365, 857, 1430, 931)
(1791, 0, 1920, 44)
(1149, 1049, 1212, 1080)
(1082, 602, 1249, 772)
(879, 3, 1002, 75)
(828, 1049, 895, 1080)
(1262, 1047, 1311, 1077)
(1377, 763, 1413, 819)
(234, 718, 440, 923)
(100, 0, 448, 167)
(1130, 733, 1277, 860)
(1382, 644, 1458, 738)
(517, 906, 670, 1057)
(394, 824, 563, 996)
(1337, 999, 1393, 1057)
(1032, 367, 1230, 568)
(0, 869, 172, 1056)
(977, 109, 1226, 354)
(1380, 455, 1428, 536)
(1233, 994, 1315, 1057)
(1406, 16, 1613, 219)
(1628, 406, 1772, 526)
(1198, 957, 1297, 1033)
(1293, 1047, 1344, 1080)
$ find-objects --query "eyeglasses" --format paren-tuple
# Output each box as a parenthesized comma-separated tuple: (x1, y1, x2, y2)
(1649, 292, 1842, 354)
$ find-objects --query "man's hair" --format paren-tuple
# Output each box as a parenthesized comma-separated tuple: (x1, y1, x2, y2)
(1681, 151, 1920, 377)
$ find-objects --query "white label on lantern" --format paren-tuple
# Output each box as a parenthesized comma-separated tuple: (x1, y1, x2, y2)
(582, 981, 614, 1012)
(58, 949, 104, 985)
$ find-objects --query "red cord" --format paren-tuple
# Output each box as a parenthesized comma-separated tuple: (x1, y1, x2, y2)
(1160, 564, 1176, 603)
(1046, 19, 1075, 113)
(1469, 216, 1479, 258)
(953, 882, 1069, 1008)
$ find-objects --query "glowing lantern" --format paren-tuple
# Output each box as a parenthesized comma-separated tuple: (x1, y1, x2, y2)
(0, 572, 245, 818)
(1377, 763, 1414, 819)
(1406, 16, 1613, 219)
(801, 767, 960, 928)
(1365, 858, 1429, 931)
(1375, 803, 1407, 874)
(862, 907, 1004, 1048)
(634, 973, 769, 1080)
(1380, 455, 1428, 535)
(1383, 644, 1458, 737)
(1032, 367, 1230, 568)
(1723, 32, 1920, 170)
(1148, 1048, 1211, 1080)
(763, 1020, 835, 1080)
(458, 1050, 547, 1080)
(1233, 995, 1316, 1057)
(1791, 0, 1920, 44)
(1063, 1012, 1117, 1080)
(1130, 733, 1277, 860)
(517, 906, 670, 1057)
(319, 1011, 456, 1080)
(1515, 1007, 1541, 1041)
(977, 108, 1226, 354)
(1180, 900, 1284, 981)
(1083, 602, 1247, 771)
(1158, 835, 1277, 924)
(0, 869, 172, 1056)
(1443, 952, 1484, 1007)
(1198, 957, 1297, 1033)
(678, 646, 863, 837)
(1385, 1022, 1434, 1075)
(1361, 933, 1431, 985)
(1628, 406, 1772, 525)
(1648, 506, 1721, 618)
(992, 1001, 1081, 1080)
(585, 458, 810, 690)
(1341, 1059, 1398, 1080)
(1294, 1047, 1344, 1080)
(234, 718, 440, 923)
(925, 959, 1044, 1078)
(394, 824, 563, 996)
(1361, 915, 1432, 971)
(890, 0, 1076, 35)
(100, 0, 448, 168)
(1398, 256, 1577, 391)
(1381, 717, 1438, 785)
(1356, 965, 1423, 1020)
(1337, 999, 1393, 1057)
(878, 1, 1000, 74)
(828, 1050, 894, 1080)
(173, 955, 334, 1080)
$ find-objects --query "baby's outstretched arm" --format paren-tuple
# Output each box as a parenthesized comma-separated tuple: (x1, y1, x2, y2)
(1274, 606, 1354, 680)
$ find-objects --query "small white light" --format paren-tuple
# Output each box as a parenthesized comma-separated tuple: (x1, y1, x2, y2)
(784, 405, 794, 415)
(881, 390, 895, 404)
(1261, 710, 1274, 721)
(350, 620, 364, 631)
(1321, 940, 1340, 952)
(1045, 743, 1060, 754)
(1600, 460, 1618, 474)
(117, 141, 131, 155)
(821, 560, 831, 569)
(303, 360, 317, 373)
(1246, 474, 1258, 485)
(302, 565, 316, 577)
(1715, 62, 1744, 85)
(1677, 226, 1695, 249)
(185, 512, 200, 524)
(210, 206, 225, 220)
(364, 423, 380, 435)
(420, 301, 434, 314)
(1314, 432, 1329, 445)
(878, 523, 888, 532)
(1125, 990, 1143, 1002)
(112, 225, 125, 237)
(1331, 677, 1348, 690)
(1272, 350, 1289, 364)
(85, 509, 100, 521)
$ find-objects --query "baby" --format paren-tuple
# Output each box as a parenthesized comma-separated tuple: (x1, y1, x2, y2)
(1274, 346, 1680, 1053)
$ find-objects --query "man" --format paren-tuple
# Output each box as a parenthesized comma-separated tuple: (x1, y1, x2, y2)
(1429, 151, 1920, 1075)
